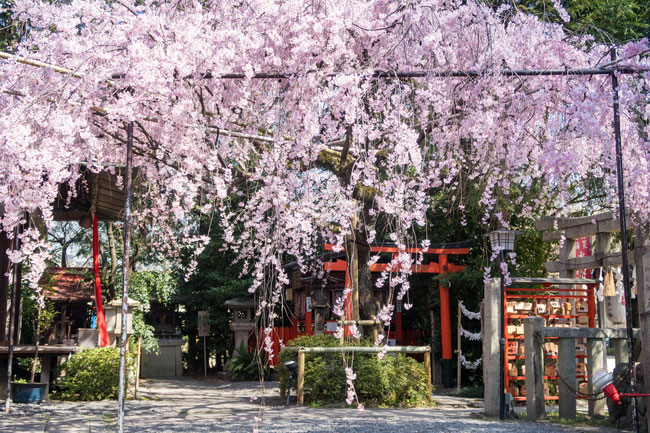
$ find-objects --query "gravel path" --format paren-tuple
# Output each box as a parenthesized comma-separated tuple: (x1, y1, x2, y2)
(0, 378, 613, 433)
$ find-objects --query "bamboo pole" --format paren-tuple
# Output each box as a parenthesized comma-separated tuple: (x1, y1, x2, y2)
(337, 319, 381, 326)
(370, 315, 378, 345)
(134, 336, 142, 399)
(424, 349, 432, 399)
(282, 345, 431, 353)
(297, 348, 305, 406)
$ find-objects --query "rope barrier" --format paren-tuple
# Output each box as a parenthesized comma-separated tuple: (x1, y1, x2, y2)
(534, 332, 640, 401)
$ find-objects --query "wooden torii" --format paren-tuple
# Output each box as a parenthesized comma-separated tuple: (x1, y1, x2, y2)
(322, 240, 472, 387)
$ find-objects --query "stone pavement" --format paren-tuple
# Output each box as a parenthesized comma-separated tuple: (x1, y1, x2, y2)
(0, 378, 619, 432)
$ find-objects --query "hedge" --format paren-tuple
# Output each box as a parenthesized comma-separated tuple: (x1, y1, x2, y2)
(277, 335, 432, 407)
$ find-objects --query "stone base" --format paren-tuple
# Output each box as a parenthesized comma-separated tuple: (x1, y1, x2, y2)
(141, 338, 184, 378)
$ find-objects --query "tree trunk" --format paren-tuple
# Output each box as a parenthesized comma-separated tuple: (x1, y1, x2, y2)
(30, 303, 41, 383)
(61, 245, 68, 267)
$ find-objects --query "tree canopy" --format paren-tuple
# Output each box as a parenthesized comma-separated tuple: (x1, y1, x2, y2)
(1, 0, 649, 363)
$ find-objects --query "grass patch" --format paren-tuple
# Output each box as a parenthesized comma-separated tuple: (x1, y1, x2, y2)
(518, 411, 614, 427)
(102, 413, 116, 427)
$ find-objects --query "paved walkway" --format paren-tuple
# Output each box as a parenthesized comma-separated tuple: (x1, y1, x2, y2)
(0, 378, 617, 432)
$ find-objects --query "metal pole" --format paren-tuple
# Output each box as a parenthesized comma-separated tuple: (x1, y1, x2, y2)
(4, 227, 20, 414)
(499, 250, 506, 420)
(610, 48, 639, 433)
(118, 121, 134, 433)
(457, 301, 461, 391)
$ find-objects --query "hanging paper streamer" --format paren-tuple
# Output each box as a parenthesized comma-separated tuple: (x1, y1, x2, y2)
(458, 350, 482, 369)
(459, 326, 482, 341)
(459, 301, 481, 320)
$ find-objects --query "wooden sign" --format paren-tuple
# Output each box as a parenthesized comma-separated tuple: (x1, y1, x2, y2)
(198, 311, 210, 337)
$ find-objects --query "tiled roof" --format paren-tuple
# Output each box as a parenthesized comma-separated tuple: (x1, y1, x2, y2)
(40, 267, 97, 303)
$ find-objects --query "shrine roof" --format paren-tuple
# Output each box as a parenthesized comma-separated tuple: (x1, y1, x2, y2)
(40, 267, 96, 303)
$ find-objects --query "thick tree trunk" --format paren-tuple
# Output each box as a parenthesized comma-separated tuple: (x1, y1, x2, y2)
(357, 242, 378, 319)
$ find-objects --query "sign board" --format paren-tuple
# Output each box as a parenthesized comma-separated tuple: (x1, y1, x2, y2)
(574, 237, 592, 279)
(198, 311, 210, 337)
(326, 321, 338, 333)
(306, 296, 312, 313)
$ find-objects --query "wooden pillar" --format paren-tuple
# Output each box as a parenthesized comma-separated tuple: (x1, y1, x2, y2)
(558, 337, 576, 419)
(305, 310, 312, 336)
(440, 284, 452, 387)
(395, 304, 403, 344)
(439, 253, 452, 388)
(424, 348, 432, 399)
(297, 348, 305, 406)
(524, 316, 545, 421)
(370, 315, 378, 344)
(587, 338, 606, 417)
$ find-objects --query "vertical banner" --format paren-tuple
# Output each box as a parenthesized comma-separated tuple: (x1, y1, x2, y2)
(93, 213, 110, 347)
(574, 237, 592, 279)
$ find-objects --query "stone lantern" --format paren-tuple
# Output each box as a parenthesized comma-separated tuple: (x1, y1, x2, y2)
(104, 297, 141, 346)
(224, 298, 256, 357)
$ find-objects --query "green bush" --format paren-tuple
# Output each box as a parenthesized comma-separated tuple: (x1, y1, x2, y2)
(277, 335, 432, 407)
(52, 347, 133, 401)
(227, 342, 272, 381)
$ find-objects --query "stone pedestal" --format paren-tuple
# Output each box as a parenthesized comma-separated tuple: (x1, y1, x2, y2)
(141, 338, 184, 377)
(77, 328, 99, 348)
(230, 322, 255, 355)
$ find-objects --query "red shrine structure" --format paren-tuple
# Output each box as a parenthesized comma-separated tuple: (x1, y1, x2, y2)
(268, 240, 473, 385)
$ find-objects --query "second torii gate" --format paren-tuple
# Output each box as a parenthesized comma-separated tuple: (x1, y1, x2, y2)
(322, 240, 472, 387)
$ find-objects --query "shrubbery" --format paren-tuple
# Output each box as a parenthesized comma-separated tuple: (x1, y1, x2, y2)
(227, 342, 272, 381)
(52, 347, 133, 401)
(277, 335, 432, 407)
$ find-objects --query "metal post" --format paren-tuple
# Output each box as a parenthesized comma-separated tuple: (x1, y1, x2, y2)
(297, 348, 305, 406)
(118, 121, 134, 433)
(610, 48, 639, 433)
(457, 301, 461, 391)
(499, 250, 506, 420)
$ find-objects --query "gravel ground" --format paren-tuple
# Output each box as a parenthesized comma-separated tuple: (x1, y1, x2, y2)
(0, 378, 611, 433)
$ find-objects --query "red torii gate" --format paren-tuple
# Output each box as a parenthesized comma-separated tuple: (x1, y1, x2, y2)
(321, 242, 469, 386)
